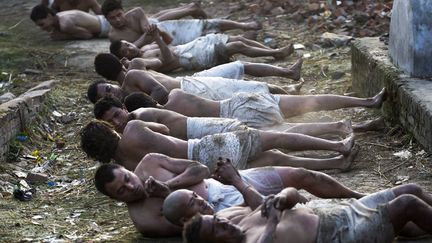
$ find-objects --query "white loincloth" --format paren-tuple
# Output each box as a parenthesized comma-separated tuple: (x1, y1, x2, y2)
(179, 76, 270, 100)
(97, 15, 110, 38)
(157, 19, 221, 45)
(193, 61, 245, 79)
(186, 117, 247, 139)
(174, 33, 229, 70)
(187, 129, 261, 171)
(220, 92, 284, 128)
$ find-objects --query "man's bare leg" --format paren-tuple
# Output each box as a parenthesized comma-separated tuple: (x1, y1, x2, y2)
(278, 88, 387, 118)
(229, 35, 270, 49)
(259, 131, 354, 155)
(392, 184, 432, 206)
(151, 2, 207, 21)
(217, 20, 262, 32)
(243, 58, 303, 80)
(248, 148, 358, 171)
(352, 117, 386, 133)
(281, 78, 304, 95)
(274, 167, 365, 198)
(283, 120, 353, 137)
(225, 41, 294, 59)
(387, 195, 432, 234)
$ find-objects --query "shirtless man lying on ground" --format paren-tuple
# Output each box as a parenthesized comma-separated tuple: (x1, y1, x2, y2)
(102, 0, 261, 46)
(30, 4, 110, 40)
(179, 161, 432, 243)
(94, 96, 382, 139)
(41, 0, 102, 14)
(81, 119, 357, 172)
(110, 27, 293, 72)
(90, 56, 303, 104)
(118, 87, 386, 129)
(94, 153, 364, 236)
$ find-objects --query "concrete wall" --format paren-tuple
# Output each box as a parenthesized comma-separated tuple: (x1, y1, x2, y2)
(352, 37, 432, 152)
(0, 80, 57, 162)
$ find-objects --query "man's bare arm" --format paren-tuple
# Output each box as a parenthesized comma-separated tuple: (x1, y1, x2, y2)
(127, 57, 162, 71)
(140, 121, 170, 135)
(213, 159, 264, 210)
(147, 153, 210, 189)
(132, 8, 153, 48)
(89, 0, 102, 14)
(152, 27, 176, 65)
(126, 70, 169, 104)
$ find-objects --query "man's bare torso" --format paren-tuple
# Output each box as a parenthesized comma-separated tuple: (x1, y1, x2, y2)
(109, 8, 147, 43)
(57, 10, 100, 34)
(122, 69, 180, 95)
(132, 108, 188, 139)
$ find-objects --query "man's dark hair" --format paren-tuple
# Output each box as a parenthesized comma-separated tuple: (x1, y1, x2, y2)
(87, 80, 107, 103)
(101, 0, 123, 16)
(94, 53, 123, 81)
(124, 92, 158, 111)
(94, 163, 121, 196)
(80, 120, 120, 163)
(109, 41, 123, 58)
(183, 214, 204, 243)
(94, 96, 123, 119)
(30, 4, 55, 21)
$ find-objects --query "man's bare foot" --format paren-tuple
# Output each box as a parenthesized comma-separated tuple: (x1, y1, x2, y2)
(247, 21, 263, 30)
(274, 43, 294, 59)
(368, 88, 387, 108)
(190, 1, 208, 19)
(282, 78, 304, 95)
(286, 58, 303, 81)
(340, 134, 355, 156)
(337, 119, 354, 136)
(353, 117, 386, 133)
(339, 144, 360, 172)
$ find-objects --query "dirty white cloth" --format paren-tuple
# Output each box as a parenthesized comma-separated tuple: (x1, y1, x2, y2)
(48, 0, 54, 8)
(220, 93, 284, 128)
(298, 189, 396, 243)
(186, 117, 247, 139)
(187, 129, 261, 171)
(180, 76, 270, 100)
(97, 15, 110, 38)
(157, 19, 220, 46)
(193, 61, 245, 79)
(206, 167, 284, 212)
(174, 33, 229, 70)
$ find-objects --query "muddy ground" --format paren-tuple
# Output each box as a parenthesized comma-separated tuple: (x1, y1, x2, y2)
(0, 0, 431, 242)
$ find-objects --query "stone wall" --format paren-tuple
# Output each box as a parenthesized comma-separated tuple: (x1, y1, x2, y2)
(352, 37, 432, 152)
(0, 80, 57, 162)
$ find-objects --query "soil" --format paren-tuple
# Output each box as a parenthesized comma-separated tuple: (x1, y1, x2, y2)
(0, 0, 431, 242)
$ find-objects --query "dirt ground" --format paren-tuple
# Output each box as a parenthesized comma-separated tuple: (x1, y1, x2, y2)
(0, 0, 431, 242)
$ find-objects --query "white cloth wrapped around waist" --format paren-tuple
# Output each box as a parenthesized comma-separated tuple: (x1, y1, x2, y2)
(220, 92, 284, 128)
(180, 76, 270, 100)
(174, 33, 229, 70)
(192, 61, 245, 79)
(187, 129, 261, 171)
(186, 117, 247, 139)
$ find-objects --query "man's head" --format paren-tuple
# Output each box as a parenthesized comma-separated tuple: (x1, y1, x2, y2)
(30, 4, 56, 32)
(183, 214, 244, 243)
(95, 163, 146, 203)
(80, 120, 120, 163)
(110, 40, 141, 59)
(94, 53, 125, 81)
(94, 96, 129, 132)
(87, 80, 124, 103)
(163, 189, 214, 226)
(102, 0, 126, 28)
(124, 92, 158, 112)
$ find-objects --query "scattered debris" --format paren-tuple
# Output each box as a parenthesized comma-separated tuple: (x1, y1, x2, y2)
(393, 150, 412, 160)
(26, 172, 49, 184)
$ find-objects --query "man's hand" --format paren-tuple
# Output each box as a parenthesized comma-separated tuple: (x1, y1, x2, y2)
(120, 57, 131, 68)
(143, 176, 171, 198)
(211, 158, 241, 185)
(261, 195, 280, 219)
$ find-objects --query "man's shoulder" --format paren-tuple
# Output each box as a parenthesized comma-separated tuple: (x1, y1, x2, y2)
(126, 7, 145, 18)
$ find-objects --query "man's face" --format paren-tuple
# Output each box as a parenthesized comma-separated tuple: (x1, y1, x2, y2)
(199, 215, 244, 243)
(101, 106, 129, 132)
(35, 15, 54, 32)
(96, 83, 123, 101)
(106, 9, 127, 28)
(179, 190, 214, 221)
(119, 40, 141, 59)
(104, 167, 145, 202)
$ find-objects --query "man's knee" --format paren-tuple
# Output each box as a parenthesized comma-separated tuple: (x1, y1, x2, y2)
(394, 183, 423, 197)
